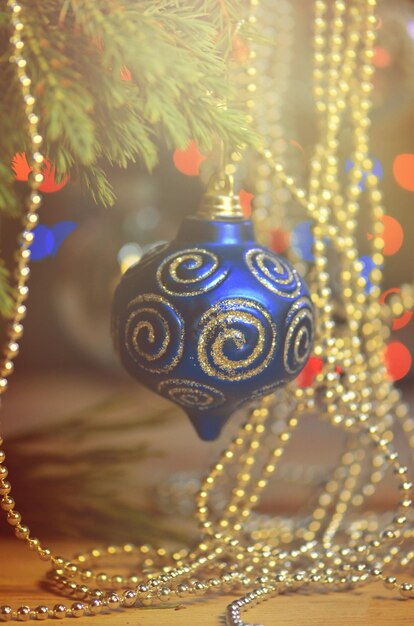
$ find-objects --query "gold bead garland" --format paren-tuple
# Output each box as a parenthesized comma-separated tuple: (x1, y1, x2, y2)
(0, 0, 413, 625)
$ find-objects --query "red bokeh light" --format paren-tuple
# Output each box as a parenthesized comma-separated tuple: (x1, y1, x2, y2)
(12, 153, 69, 193)
(393, 153, 414, 192)
(173, 140, 205, 177)
(384, 341, 412, 381)
(373, 47, 391, 68)
(239, 189, 254, 218)
(231, 35, 250, 63)
(270, 228, 290, 254)
(296, 355, 323, 388)
(380, 288, 413, 331)
(120, 65, 132, 81)
(12, 152, 31, 181)
(367, 215, 404, 256)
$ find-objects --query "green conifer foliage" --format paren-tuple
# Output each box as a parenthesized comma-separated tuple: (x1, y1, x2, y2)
(0, 0, 257, 315)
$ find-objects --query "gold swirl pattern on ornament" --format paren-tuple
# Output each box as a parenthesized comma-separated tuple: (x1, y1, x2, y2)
(283, 297, 314, 375)
(245, 248, 302, 298)
(157, 248, 228, 296)
(125, 293, 184, 374)
(197, 298, 277, 381)
(158, 379, 226, 411)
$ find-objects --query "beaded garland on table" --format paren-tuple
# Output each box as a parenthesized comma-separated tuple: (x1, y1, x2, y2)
(1, 1, 414, 626)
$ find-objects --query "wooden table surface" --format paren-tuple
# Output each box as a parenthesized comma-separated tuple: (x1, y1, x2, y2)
(1, 372, 413, 624)
(0, 537, 413, 626)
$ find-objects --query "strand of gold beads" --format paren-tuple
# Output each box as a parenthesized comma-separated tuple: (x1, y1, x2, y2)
(0, 0, 233, 619)
(222, 0, 413, 622)
(0, 1, 413, 625)
(0, 1, 316, 619)
(190, 3, 408, 612)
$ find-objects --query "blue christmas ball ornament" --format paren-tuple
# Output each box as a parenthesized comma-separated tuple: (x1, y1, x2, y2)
(112, 178, 314, 441)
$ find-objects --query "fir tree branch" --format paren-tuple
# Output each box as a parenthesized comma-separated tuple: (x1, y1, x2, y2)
(1, 0, 256, 198)
(0, 1, 258, 317)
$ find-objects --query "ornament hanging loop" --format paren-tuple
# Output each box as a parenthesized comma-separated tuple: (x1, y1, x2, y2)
(197, 172, 244, 221)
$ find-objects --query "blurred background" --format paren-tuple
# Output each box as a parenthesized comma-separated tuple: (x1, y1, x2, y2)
(1, 0, 414, 543)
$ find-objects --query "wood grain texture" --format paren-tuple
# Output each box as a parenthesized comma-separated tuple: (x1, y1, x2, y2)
(0, 538, 413, 626)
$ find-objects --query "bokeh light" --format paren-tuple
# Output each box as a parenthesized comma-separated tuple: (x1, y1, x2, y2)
(359, 255, 377, 293)
(291, 221, 314, 261)
(231, 34, 250, 63)
(407, 20, 414, 40)
(118, 242, 143, 274)
(135, 206, 160, 231)
(345, 156, 383, 190)
(120, 65, 132, 81)
(373, 46, 391, 68)
(384, 341, 412, 381)
(173, 140, 205, 176)
(269, 228, 290, 254)
(379, 288, 413, 331)
(239, 189, 254, 218)
(12, 152, 31, 181)
(29, 222, 77, 261)
(296, 355, 323, 388)
(40, 161, 69, 193)
(50, 221, 77, 255)
(393, 153, 414, 192)
(12, 153, 69, 193)
(29, 225, 55, 261)
(367, 215, 404, 256)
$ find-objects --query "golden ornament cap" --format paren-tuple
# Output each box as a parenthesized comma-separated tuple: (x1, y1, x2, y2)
(197, 174, 244, 221)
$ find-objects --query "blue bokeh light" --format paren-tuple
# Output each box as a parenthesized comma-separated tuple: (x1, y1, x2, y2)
(345, 156, 383, 190)
(359, 255, 380, 293)
(29, 221, 77, 261)
(291, 221, 314, 261)
(29, 225, 55, 261)
(50, 221, 77, 256)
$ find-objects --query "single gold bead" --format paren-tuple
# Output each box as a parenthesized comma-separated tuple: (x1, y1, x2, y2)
(0, 606, 13, 622)
(1, 496, 15, 511)
(384, 576, 397, 590)
(0, 481, 11, 496)
(64, 563, 78, 577)
(106, 594, 120, 610)
(175, 583, 189, 598)
(95, 573, 108, 585)
(158, 587, 172, 602)
(111, 575, 123, 587)
(53, 604, 66, 619)
(70, 603, 85, 618)
(15, 524, 30, 539)
(34, 606, 48, 621)
(16, 606, 30, 621)
(38, 548, 52, 561)
(77, 585, 89, 599)
(80, 569, 93, 581)
(399, 583, 413, 599)
(7, 510, 21, 526)
(192, 581, 206, 595)
(89, 599, 103, 615)
(122, 590, 137, 607)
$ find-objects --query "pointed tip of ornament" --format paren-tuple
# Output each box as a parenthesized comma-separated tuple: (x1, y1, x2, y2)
(187, 411, 230, 441)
